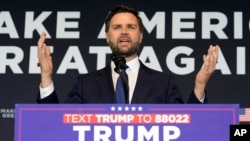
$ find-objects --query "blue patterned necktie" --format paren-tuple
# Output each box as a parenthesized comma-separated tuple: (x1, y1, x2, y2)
(115, 66, 128, 103)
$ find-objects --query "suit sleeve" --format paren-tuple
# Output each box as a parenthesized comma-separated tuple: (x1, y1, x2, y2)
(187, 90, 207, 103)
(37, 90, 59, 103)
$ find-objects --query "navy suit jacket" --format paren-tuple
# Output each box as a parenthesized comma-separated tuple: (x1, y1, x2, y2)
(37, 62, 205, 104)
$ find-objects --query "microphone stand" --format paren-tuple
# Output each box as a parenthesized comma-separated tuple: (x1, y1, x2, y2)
(112, 54, 129, 104)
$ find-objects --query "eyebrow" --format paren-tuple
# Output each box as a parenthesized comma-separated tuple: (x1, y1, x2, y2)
(111, 23, 137, 27)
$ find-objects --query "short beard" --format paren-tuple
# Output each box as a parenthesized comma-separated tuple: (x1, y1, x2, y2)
(109, 42, 140, 57)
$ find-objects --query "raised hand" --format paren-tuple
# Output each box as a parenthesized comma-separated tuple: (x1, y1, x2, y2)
(194, 45, 219, 100)
(37, 32, 53, 88)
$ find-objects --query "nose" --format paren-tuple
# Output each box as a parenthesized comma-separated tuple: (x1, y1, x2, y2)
(121, 27, 128, 34)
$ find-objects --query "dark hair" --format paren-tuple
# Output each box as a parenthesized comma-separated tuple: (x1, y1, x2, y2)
(104, 5, 143, 33)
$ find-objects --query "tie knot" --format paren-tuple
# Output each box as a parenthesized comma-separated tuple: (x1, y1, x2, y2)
(123, 64, 129, 69)
(121, 65, 129, 73)
(113, 62, 128, 74)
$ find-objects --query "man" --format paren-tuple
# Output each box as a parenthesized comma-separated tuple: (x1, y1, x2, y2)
(37, 5, 219, 104)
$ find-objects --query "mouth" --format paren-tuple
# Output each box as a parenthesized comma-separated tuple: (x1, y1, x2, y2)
(118, 37, 131, 45)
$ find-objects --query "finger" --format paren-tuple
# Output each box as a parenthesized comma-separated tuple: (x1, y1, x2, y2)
(38, 32, 50, 58)
(213, 45, 219, 61)
(210, 45, 219, 62)
(203, 54, 215, 73)
(207, 50, 217, 72)
(201, 54, 209, 71)
(37, 32, 46, 48)
(45, 46, 51, 59)
(40, 43, 47, 57)
(208, 45, 218, 64)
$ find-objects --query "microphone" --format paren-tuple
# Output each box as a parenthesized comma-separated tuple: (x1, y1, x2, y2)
(111, 54, 129, 103)
(111, 54, 126, 73)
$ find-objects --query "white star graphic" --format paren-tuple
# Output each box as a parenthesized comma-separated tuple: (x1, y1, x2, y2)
(118, 106, 123, 111)
(124, 106, 130, 111)
(110, 106, 116, 111)
(138, 106, 143, 111)
(131, 106, 136, 111)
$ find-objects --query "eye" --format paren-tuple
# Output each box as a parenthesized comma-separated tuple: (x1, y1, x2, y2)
(113, 26, 121, 30)
(128, 25, 135, 29)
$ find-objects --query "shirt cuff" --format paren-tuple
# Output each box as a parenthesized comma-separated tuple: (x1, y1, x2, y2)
(199, 94, 205, 103)
(39, 82, 54, 99)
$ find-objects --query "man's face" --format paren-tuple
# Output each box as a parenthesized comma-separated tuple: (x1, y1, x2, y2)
(106, 13, 143, 57)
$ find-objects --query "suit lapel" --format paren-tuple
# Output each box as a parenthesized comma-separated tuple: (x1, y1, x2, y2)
(95, 62, 155, 103)
(131, 63, 154, 103)
(96, 66, 116, 103)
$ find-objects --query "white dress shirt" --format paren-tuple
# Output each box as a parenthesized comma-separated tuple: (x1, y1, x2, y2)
(111, 56, 140, 103)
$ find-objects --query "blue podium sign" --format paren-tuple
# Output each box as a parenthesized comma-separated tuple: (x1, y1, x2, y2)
(14, 104, 239, 141)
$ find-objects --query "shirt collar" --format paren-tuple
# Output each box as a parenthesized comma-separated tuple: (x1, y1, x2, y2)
(111, 56, 140, 74)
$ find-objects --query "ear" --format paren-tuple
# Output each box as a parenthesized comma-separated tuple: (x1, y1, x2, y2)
(139, 32, 143, 43)
(106, 33, 109, 43)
